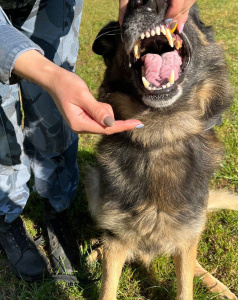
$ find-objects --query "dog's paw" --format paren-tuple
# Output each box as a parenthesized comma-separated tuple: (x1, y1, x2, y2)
(86, 246, 103, 263)
(210, 282, 237, 300)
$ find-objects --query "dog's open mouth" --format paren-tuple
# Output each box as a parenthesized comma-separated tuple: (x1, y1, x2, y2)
(131, 25, 191, 97)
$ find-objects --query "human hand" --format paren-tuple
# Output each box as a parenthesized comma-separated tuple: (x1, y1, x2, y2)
(119, 0, 129, 26)
(165, 0, 197, 33)
(13, 50, 143, 134)
(48, 68, 142, 134)
(119, 0, 196, 33)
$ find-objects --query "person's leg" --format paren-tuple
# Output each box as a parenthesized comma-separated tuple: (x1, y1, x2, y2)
(0, 83, 30, 223)
(0, 82, 48, 281)
(17, 0, 83, 213)
(14, 0, 84, 272)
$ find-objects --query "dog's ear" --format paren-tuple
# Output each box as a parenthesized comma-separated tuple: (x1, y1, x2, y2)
(92, 21, 120, 58)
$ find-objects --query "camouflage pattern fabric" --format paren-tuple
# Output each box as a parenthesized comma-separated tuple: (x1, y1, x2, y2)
(0, 0, 83, 223)
(0, 0, 35, 10)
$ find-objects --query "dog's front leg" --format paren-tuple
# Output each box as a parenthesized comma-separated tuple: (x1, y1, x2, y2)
(173, 241, 198, 300)
(99, 240, 128, 300)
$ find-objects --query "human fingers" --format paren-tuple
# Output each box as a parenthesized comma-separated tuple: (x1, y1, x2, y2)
(119, 0, 129, 26)
(69, 107, 142, 134)
(177, 10, 189, 33)
(165, 0, 185, 20)
(103, 120, 144, 135)
(73, 87, 142, 132)
(165, 0, 196, 32)
(78, 88, 117, 127)
(76, 117, 143, 135)
(80, 99, 143, 133)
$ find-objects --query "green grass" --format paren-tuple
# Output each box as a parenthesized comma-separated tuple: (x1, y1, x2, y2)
(0, 0, 237, 299)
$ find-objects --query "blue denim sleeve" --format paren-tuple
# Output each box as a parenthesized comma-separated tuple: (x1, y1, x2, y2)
(0, 6, 44, 85)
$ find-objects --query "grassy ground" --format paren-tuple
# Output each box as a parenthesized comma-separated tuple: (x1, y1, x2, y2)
(0, 0, 237, 299)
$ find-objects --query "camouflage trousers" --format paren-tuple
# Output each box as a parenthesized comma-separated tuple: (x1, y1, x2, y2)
(0, 0, 84, 223)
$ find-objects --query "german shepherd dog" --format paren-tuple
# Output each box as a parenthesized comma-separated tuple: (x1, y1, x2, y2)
(85, 1, 238, 299)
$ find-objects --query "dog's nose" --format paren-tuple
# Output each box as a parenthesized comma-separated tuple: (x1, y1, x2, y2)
(131, 0, 144, 9)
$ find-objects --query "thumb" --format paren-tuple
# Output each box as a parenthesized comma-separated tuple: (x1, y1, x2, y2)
(165, 0, 184, 20)
(79, 89, 115, 127)
(177, 11, 189, 33)
(119, 0, 129, 26)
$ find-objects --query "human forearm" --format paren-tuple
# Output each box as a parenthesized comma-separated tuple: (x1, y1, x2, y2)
(13, 49, 60, 93)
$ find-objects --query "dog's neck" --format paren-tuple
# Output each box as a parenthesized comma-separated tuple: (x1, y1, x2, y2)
(100, 92, 203, 147)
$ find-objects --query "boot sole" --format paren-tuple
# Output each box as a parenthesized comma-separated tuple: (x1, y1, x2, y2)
(11, 266, 49, 282)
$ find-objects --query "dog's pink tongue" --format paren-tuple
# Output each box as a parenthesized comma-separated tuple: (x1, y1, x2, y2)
(142, 50, 182, 87)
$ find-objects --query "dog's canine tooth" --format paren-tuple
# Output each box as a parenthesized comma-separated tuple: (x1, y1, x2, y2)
(151, 29, 155, 36)
(160, 25, 166, 35)
(142, 77, 151, 90)
(141, 33, 145, 40)
(162, 84, 167, 89)
(165, 28, 174, 47)
(145, 31, 150, 38)
(169, 70, 175, 84)
(134, 40, 141, 60)
(156, 26, 160, 35)
(167, 82, 171, 88)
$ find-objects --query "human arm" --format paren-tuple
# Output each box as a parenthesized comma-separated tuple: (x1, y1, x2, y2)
(0, 6, 142, 134)
(13, 50, 143, 134)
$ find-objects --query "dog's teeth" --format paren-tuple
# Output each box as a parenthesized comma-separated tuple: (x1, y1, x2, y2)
(151, 29, 155, 36)
(142, 77, 151, 90)
(141, 33, 145, 40)
(174, 40, 182, 50)
(145, 31, 150, 38)
(160, 25, 166, 35)
(156, 26, 160, 35)
(134, 40, 141, 60)
(169, 70, 175, 84)
(165, 28, 174, 47)
(162, 84, 167, 89)
(166, 82, 171, 88)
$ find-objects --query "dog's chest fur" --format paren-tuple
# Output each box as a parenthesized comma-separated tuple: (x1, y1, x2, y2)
(86, 93, 223, 258)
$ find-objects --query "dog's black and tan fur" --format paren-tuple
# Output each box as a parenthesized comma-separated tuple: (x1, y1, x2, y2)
(85, 1, 237, 299)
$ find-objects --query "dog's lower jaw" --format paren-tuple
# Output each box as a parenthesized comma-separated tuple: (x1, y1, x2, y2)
(142, 85, 182, 108)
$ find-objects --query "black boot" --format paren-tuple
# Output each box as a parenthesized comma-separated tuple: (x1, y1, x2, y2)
(0, 216, 49, 282)
(43, 203, 80, 274)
